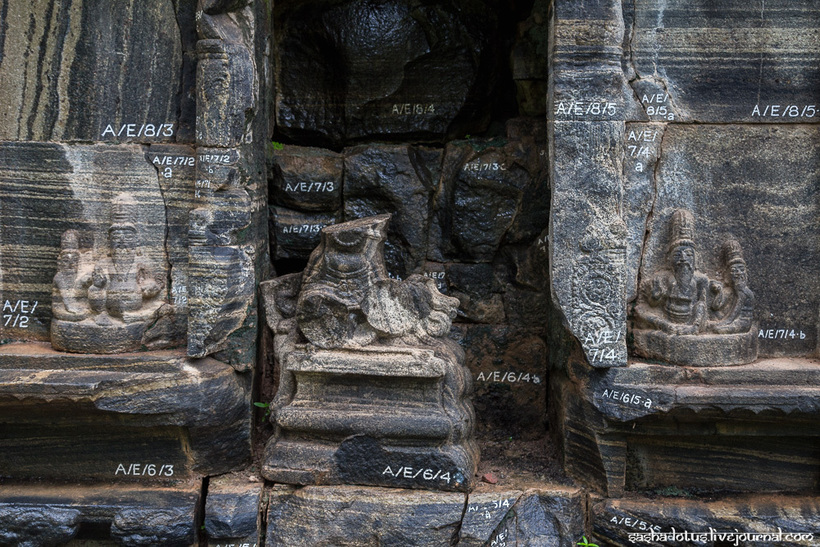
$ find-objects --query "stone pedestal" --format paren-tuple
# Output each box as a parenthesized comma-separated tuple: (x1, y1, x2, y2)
(263, 345, 478, 492)
(632, 328, 759, 367)
(0, 343, 250, 483)
(551, 355, 820, 497)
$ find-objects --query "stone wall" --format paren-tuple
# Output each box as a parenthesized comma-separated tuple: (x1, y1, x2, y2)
(0, 0, 817, 544)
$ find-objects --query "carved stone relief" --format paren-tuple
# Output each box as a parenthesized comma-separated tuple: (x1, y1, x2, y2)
(631, 209, 758, 366)
(50, 194, 166, 354)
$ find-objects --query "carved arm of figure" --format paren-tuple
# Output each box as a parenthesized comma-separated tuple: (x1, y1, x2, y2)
(137, 265, 163, 300)
(708, 279, 725, 312)
(634, 274, 679, 334)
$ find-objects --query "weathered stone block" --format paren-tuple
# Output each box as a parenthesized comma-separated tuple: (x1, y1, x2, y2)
(0, 343, 250, 482)
(551, 357, 820, 496)
(624, 0, 820, 123)
(591, 494, 820, 547)
(270, 146, 343, 212)
(0, 481, 201, 546)
(266, 485, 466, 546)
(461, 484, 585, 547)
(344, 144, 439, 278)
(270, 206, 340, 260)
(452, 324, 547, 440)
(431, 138, 546, 263)
(0, 0, 192, 143)
(205, 473, 263, 547)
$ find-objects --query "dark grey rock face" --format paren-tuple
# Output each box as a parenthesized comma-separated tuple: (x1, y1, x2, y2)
(266, 485, 466, 546)
(0, 507, 80, 547)
(204, 474, 263, 545)
(430, 138, 545, 263)
(270, 146, 343, 212)
(0, 345, 250, 482)
(272, 0, 500, 146)
(591, 494, 820, 547)
(0, 481, 200, 547)
(624, 0, 820, 123)
(344, 145, 440, 277)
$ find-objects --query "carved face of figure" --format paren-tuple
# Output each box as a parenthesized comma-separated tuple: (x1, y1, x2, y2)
(729, 262, 747, 287)
(57, 249, 79, 273)
(670, 245, 695, 281)
(110, 227, 137, 263)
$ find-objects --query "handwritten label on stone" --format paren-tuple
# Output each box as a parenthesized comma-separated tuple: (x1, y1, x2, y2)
(391, 103, 436, 115)
(2, 299, 38, 328)
(601, 388, 652, 409)
(466, 498, 512, 521)
(382, 466, 454, 483)
(758, 327, 806, 340)
(102, 123, 175, 139)
(115, 463, 175, 477)
(554, 100, 617, 117)
(476, 371, 542, 384)
(751, 104, 817, 119)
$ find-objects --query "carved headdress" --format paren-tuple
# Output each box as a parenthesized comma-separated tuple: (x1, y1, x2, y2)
(667, 208, 695, 253)
(721, 237, 746, 267)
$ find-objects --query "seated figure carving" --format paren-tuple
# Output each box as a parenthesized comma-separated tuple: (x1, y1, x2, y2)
(631, 208, 757, 366)
(708, 238, 755, 334)
(51, 194, 165, 354)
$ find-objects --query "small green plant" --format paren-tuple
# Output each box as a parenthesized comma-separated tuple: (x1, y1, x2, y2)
(577, 536, 599, 547)
(254, 401, 271, 419)
(272, 141, 284, 150)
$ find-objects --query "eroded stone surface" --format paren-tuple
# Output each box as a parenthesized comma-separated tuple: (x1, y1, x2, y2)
(460, 484, 584, 547)
(205, 473, 263, 546)
(591, 494, 820, 547)
(0, 481, 200, 546)
(0, 0, 193, 143)
(266, 485, 466, 546)
(0, 344, 250, 482)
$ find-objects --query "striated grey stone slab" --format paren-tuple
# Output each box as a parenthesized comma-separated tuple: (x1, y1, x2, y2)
(0, 343, 250, 482)
(624, 0, 820, 123)
(0, 480, 200, 546)
(460, 485, 585, 547)
(205, 473, 263, 547)
(0, 0, 192, 143)
(266, 485, 466, 546)
(591, 493, 820, 547)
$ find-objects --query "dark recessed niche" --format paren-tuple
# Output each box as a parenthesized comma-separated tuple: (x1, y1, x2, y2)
(271, 0, 539, 147)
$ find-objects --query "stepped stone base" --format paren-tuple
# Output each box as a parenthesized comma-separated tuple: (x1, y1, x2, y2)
(632, 328, 758, 367)
(0, 343, 250, 482)
(263, 346, 478, 492)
